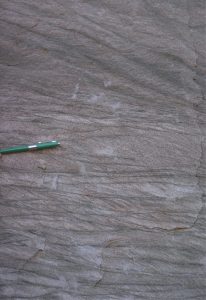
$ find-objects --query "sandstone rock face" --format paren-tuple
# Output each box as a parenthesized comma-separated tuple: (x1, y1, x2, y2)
(0, 1, 206, 299)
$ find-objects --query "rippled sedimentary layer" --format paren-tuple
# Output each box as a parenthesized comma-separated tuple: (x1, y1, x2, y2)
(0, 1, 206, 299)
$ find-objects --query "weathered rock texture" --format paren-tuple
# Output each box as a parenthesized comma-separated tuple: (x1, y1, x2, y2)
(0, 1, 206, 299)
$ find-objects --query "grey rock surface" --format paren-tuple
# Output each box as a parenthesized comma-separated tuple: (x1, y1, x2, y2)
(0, 1, 206, 299)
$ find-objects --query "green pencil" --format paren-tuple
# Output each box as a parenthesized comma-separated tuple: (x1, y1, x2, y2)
(0, 140, 60, 154)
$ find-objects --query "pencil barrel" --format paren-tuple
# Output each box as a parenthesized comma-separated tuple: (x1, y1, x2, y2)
(0, 141, 60, 154)
(0, 145, 29, 154)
